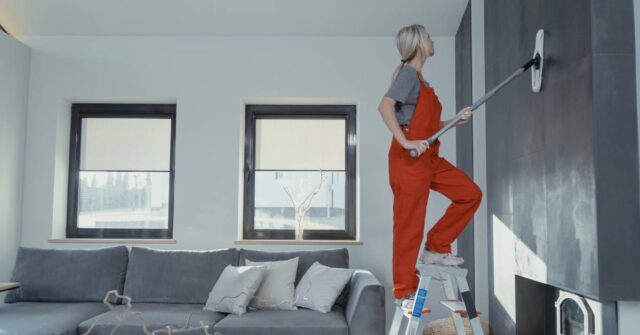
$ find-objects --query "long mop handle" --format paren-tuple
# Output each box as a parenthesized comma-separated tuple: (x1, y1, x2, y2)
(410, 55, 540, 157)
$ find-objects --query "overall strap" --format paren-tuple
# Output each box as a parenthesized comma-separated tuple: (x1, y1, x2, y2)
(416, 71, 428, 89)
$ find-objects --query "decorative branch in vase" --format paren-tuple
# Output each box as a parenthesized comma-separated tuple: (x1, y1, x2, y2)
(280, 171, 327, 240)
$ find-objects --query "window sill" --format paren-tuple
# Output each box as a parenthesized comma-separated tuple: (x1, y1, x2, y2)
(235, 239, 362, 245)
(48, 238, 177, 244)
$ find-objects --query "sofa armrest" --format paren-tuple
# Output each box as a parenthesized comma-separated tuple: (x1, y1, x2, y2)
(345, 270, 385, 335)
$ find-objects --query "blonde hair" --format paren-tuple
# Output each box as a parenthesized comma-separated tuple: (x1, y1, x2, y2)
(389, 24, 431, 87)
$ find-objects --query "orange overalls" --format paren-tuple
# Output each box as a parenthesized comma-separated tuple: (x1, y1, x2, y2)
(388, 71, 483, 299)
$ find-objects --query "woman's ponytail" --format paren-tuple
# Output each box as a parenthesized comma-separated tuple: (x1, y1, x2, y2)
(389, 24, 431, 88)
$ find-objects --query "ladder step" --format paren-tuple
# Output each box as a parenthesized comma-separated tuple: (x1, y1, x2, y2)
(403, 307, 432, 316)
(439, 300, 482, 317)
(416, 264, 468, 277)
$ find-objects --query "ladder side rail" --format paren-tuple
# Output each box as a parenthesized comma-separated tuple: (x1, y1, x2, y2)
(441, 272, 466, 335)
(404, 275, 432, 335)
(389, 306, 405, 335)
(456, 275, 484, 335)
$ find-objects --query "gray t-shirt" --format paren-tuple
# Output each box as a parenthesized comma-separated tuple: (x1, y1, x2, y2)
(384, 66, 430, 125)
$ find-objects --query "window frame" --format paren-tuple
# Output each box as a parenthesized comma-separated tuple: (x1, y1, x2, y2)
(66, 103, 177, 239)
(243, 104, 357, 241)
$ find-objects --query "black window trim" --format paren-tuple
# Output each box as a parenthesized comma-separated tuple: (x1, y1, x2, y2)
(243, 104, 357, 241)
(66, 103, 177, 239)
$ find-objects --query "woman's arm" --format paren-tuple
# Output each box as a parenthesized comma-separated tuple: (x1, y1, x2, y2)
(378, 97, 408, 146)
(440, 106, 473, 130)
(439, 119, 455, 129)
(378, 97, 429, 155)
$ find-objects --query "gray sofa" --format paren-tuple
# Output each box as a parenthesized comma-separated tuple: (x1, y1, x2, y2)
(0, 246, 385, 335)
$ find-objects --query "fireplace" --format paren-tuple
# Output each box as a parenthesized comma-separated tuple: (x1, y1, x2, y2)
(515, 276, 617, 335)
(555, 291, 594, 334)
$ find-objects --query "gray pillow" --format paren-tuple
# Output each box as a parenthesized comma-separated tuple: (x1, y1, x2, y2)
(239, 248, 350, 307)
(294, 261, 353, 313)
(203, 265, 266, 315)
(5, 246, 128, 303)
(123, 247, 238, 304)
(246, 257, 299, 310)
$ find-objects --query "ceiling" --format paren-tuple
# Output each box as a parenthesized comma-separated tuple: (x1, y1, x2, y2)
(0, 0, 468, 37)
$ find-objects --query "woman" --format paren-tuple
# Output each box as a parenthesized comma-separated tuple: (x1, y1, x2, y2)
(377, 24, 483, 307)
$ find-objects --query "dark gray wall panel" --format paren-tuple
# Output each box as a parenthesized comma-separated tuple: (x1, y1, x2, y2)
(485, 0, 640, 331)
(591, 0, 636, 54)
(541, 0, 591, 66)
(590, 0, 640, 300)
(485, 3, 639, 334)
(455, 2, 475, 295)
(593, 52, 640, 299)
(542, 55, 599, 297)
(512, 150, 546, 260)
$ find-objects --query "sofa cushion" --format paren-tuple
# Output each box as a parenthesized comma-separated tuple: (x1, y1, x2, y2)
(78, 303, 225, 335)
(0, 302, 107, 335)
(204, 264, 266, 315)
(246, 257, 298, 310)
(213, 306, 348, 335)
(123, 247, 238, 304)
(239, 248, 350, 306)
(5, 246, 128, 303)
(295, 262, 353, 313)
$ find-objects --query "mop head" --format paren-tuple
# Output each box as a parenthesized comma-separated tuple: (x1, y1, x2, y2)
(531, 29, 544, 93)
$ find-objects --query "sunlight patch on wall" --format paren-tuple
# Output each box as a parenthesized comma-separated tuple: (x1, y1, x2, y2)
(492, 214, 547, 322)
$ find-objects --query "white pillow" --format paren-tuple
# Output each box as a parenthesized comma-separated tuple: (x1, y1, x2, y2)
(203, 264, 265, 315)
(246, 257, 299, 310)
(294, 261, 353, 313)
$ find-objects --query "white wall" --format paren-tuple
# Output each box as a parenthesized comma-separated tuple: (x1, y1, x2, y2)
(619, 301, 640, 335)
(16, 35, 457, 321)
(625, 0, 640, 334)
(0, 32, 30, 301)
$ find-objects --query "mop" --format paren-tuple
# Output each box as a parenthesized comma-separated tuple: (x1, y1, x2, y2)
(410, 29, 545, 157)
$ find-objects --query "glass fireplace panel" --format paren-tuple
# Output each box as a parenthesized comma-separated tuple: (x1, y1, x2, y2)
(561, 299, 585, 335)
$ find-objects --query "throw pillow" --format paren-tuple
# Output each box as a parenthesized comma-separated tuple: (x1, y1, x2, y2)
(294, 261, 353, 313)
(203, 264, 265, 315)
(246, 257, 299, 310)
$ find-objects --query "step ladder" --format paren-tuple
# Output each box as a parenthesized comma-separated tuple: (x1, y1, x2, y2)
(388, 264, 483, 335)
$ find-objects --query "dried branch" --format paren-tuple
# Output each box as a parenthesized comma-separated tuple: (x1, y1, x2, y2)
(82, 290, 218, 335)
(278, 171, 328, 240)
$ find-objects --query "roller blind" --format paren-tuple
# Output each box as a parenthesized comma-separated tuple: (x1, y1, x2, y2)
(80, 118, 172, 171)
(255, 118, 345, 170)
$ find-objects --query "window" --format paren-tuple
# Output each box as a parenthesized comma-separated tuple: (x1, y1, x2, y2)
(66, 104, 176, 239)
(243, 104, 356, 241)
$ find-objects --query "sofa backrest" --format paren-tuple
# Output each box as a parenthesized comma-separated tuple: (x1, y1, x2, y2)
(123, 247, 238, 304)
(5, 246, 129, 303)
(239, 248, 349, 284)
(5, 246, 349, 305)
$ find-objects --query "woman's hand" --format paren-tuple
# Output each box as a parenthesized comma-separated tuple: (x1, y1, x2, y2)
(455, 106, 473, 126)
(402, 139, 429, 156)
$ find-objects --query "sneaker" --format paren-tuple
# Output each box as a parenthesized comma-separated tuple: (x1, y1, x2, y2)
(394, 292, 416, 310)
(419, 249, 464, 267)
